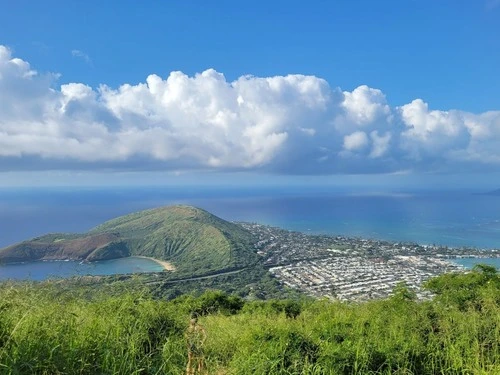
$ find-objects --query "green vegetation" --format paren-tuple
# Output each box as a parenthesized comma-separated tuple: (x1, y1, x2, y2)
(0, 266, 499, 374)
(91, 205, 256, 275)
(0, 206, 258, 276)
(144, 265, 303, 301)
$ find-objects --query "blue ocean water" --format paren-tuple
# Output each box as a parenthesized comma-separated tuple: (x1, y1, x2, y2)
(0, 257, 164, 281)
(1, 186, 500, 280)
(453, 258, 500, 270)
(1, 186, 499, 250)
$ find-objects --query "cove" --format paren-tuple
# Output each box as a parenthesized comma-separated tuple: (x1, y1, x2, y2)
(0, 256, 165, 281)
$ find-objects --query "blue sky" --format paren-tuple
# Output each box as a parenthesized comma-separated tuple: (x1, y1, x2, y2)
(0, 0, 499, 187)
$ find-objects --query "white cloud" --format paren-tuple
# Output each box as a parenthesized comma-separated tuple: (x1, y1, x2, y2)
(1, 45, 500, 174)
(369, 131, 391, 158)
(399, 99, 471, 161)
(343, 131, 369, 151)
(335, 85, 392, 132)
(71, 49, 92, 65)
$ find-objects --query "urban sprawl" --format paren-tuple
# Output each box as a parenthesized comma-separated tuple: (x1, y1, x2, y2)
(239, 223, 500, 301)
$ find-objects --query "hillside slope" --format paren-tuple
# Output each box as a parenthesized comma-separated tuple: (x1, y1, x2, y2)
(91, 205, 257, 273)
(0, 232, 128, 263)
(0, 205, 258, 275)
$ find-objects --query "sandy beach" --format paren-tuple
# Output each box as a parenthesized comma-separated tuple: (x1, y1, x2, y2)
(135, 256, 176, 271)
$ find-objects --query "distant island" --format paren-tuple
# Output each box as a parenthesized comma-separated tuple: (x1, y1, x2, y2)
(485, 188, 500, 196)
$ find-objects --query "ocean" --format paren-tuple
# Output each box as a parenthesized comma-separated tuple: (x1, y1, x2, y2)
(453, 257, 500, 270)
(1, 186, 499, 280)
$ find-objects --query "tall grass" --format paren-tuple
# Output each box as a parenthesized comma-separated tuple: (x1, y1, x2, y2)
(0, 270, 499, 374)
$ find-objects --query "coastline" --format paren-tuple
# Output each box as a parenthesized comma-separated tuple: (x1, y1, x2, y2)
(452, 257, 500, 270)
(134, 256, 176, 271)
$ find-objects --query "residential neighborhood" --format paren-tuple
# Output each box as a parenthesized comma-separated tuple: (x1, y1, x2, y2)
(239, 222, 500, 301)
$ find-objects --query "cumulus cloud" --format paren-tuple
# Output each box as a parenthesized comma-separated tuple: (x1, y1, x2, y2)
(335, 85, 392, 131)
(343, 131, 369, 152)
(399, 99, 470, 160)
(1, 45, 500, 174)
(369, 131, 391, 159)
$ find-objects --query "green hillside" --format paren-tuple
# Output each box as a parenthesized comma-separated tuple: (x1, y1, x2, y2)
(90, 205, 257, 274)
(0, 205, 258, 275)
(0, 232, 127, 263)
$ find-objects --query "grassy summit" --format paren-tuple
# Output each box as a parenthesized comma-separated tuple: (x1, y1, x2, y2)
(0, 205, 257, 275)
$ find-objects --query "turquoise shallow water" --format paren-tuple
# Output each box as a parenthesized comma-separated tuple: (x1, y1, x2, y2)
(452, 257, 500, 270)
(0, 257, 164, 281)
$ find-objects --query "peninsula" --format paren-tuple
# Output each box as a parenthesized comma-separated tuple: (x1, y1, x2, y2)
(0, 205, 257, 276)
(1, 205, 498, 301)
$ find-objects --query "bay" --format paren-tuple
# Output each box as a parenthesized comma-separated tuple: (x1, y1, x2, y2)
(0, 257, 164, 281)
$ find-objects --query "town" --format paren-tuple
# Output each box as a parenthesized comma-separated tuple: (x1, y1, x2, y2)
(239, 222, 500, 301)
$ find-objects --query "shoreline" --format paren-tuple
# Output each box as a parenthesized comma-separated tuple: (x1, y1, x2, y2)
(234, 221, 500, 253)
(134, 256, 176, 271)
